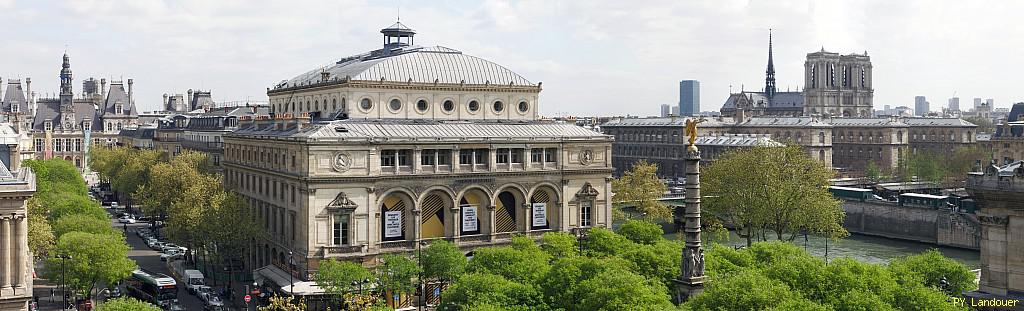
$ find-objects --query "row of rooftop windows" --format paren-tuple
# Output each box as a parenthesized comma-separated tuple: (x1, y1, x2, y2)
(380, 148, 558, 169)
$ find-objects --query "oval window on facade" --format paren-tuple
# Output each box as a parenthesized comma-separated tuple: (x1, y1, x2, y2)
(442, 100, 455, 112)
(389, 99, 402, 111)
(416, 99, 429, 112)
(468, 100, 480, 112)
(360, 98, 373, 110)
(518, 101, 529, 113)
(493, 101, 504, 112)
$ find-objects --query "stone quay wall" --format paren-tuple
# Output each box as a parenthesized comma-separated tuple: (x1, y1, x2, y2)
(842, 200, 981, 250)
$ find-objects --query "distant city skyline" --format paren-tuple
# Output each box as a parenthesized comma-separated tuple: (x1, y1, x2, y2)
(1, 0, 1023, 115)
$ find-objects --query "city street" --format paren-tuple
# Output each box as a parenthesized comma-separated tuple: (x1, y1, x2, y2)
(119, 220, 208, 310)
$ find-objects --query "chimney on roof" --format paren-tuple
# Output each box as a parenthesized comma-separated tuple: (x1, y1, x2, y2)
(295, 113, 311, 130)
(187, 89, 193, 109)
(25, 78, 31, 103)
(101, 78, 107, 98)
(734, 108, 746, 124)
(127, 79, 134, 105)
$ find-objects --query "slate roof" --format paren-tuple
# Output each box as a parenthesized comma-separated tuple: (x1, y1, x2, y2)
(231, 119, 609, 142)
(32, 99, 104, 131)
(1, 80, 29, 113)
(276, 46, 533, 89)
(600, 117, 730, 127)
(825, 118, 909, 128)
(737, 117, 830, 128)
(901, 117, 976, 127)
(103, 82, 138, 117)
(696, 135, 783, 147)
(1008, 103, 1024, 123)
(721, 91, 804, 109)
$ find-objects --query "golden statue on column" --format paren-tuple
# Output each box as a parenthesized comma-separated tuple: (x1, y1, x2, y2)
(685, 118, 705, 153)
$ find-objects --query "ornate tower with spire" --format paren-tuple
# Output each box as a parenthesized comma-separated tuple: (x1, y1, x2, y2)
(765, 29, 776, 105)
(59, 53, 73, 109)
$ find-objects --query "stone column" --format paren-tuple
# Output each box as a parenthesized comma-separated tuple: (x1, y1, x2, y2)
(0, 216, 10, 289)
(486, 205, 497, 241)
(14, 215, 25, 288)
(450, 206, 461, 243)
(412, 208, 422, 245)
(673, 149, 704, 304)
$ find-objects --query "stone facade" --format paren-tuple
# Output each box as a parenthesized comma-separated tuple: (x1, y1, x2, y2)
(0, 123, 36, 311)
(1, 53, 139, 169)
(602, 116, 831, 178)
(826, 117, 908, 173)
(965, 162, 1024, 306)
(803, 50, 874, 117)
(981, 103, 1024, 165)
(225, 22, 614, 283)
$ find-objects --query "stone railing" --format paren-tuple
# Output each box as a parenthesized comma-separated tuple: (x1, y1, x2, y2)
(379, 240, 413, 250)
(324, 245, 364, 255)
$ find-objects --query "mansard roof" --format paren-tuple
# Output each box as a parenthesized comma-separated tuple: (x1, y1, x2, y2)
(103, 82, 138, 117)
(230, 119, 609, 142)
(1, 80, 30, 113)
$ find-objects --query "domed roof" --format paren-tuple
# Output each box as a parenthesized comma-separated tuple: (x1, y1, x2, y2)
(276, 46, 534, 90)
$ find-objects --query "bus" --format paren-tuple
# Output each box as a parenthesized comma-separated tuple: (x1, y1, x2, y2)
(125, 269, 178, 308)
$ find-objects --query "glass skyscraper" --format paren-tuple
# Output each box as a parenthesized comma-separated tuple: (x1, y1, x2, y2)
(679, 80, 700, 116)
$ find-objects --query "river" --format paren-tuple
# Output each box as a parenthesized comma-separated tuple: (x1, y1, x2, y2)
(664, 230, 981, 269)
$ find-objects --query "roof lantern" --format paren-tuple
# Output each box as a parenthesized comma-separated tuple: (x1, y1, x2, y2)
(381, 21, 416, 50)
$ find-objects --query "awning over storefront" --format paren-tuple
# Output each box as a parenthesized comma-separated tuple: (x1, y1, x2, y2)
(254, 265, 325, 296)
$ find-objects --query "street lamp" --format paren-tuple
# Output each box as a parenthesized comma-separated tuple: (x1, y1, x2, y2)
(287, 251, 295, 297)
(574, 227, 589, 256)
(54, 254, 72, 310)
(417, 240, 428, 310)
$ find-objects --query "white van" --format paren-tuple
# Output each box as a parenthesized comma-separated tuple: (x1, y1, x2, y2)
(183, 270, 206, 294)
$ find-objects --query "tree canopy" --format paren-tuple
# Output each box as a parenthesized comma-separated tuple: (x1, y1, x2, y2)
(46, 232, 136, 295)
(94, 297, 161, 311)
(703, 145, 847, 246)
(612, 160, 672, 221)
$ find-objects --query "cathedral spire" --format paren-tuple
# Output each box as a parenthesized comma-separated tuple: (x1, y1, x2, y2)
(765, 29, 776, 103)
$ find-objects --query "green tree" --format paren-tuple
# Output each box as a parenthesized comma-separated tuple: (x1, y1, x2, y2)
(947, 146, 990, 182)
(889, 249, 977, 294)
(539, 231, 578, 258)
(44, 194, 107, 222)
(53, 213, 119, 237)
(45, 232, 136, 297)
(376, 254, 421, 296)
(25, 159, 88, 196)
(26, 198, 55, 259)
(612, 160, 672, 221)
(259, 295, 307, 311)
(438, 273, 547, 311)
(902, 151, 945, 183)
(617, 219, 664, 245)
(704, 145, 847, 246)
(576, 267, 674, 311)
(420, 239, 467, 288)
(315, 259, 373, 295)
(864, 160, 883, 183)
(963, 116, 995, 133)
(467, 245, 550, 284)
(94, 297, 161, 311)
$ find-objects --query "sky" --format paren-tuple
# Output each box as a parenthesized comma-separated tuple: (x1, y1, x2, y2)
(1, 0, 1021, 117)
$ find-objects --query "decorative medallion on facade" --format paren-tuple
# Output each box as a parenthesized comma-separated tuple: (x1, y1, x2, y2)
(332, 152, 352, 172)
(326, 192, 358, 213)
(580, 150, 594, 165)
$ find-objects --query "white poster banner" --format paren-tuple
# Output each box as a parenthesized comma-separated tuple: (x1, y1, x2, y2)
(532, 203, 547, 227)
(384, 211, 402, 238)
(461, 205, 478, 232)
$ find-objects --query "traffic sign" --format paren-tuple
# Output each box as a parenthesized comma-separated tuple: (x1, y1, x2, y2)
(244, 295, 252, 303)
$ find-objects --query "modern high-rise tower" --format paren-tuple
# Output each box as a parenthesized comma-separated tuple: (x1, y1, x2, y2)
(948, 97, 960, 111)
(679, 80, 700, 116)
(915, 96, 929, 116)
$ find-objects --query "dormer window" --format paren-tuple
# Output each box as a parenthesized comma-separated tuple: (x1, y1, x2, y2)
(116, 104, 123, 115)
(44, 121, 52, 131)
(11, 104, 18, 113)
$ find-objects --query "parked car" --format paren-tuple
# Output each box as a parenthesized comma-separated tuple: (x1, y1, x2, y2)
(118, 215, 135, 224)
(160, 249, 183, 261)
(184, 270, 206, 294)
(195, 286, 214, 302)
(148, 241, 165, 251)
(160, 243, 183, 252)
(204, 295, 225, 311)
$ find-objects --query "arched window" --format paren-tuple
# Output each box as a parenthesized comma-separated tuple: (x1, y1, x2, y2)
(818, 150, 825, 162)
(819, 132, 825, 143)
